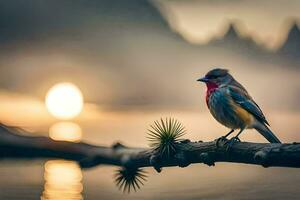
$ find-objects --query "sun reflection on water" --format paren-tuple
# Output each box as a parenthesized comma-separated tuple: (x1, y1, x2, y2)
(41, 160, 83, 200)
(42, 121, 84, 200)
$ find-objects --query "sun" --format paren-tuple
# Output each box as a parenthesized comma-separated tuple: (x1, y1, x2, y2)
(45, 82, 84, 120)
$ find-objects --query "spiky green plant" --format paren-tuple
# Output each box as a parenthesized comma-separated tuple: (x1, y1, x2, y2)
(147, 118, 186, 157)
(114, 167, 147, 193)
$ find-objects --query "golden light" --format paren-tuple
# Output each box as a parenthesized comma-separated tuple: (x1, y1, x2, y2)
(42, 160, 83, 200)
(45, 82, 83, 120)
(49, 122, 82, 142)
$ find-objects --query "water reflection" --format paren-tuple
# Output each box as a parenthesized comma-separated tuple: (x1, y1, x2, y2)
(42, 122, 84, 200)
(42, 160, 83, 200)
(49, 122, 82, 142)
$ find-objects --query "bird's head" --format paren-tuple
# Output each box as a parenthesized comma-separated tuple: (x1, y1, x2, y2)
(197, 68, 232, 87)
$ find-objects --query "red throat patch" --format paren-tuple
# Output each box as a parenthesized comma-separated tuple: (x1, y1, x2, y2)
(205, 82, 218, 106)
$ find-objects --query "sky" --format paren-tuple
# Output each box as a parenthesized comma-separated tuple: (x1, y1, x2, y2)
(0, 0, 299, 121)
(154, 0, 300, 49)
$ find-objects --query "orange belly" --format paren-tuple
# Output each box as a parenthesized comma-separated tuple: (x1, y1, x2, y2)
(233, 104, 254, 127)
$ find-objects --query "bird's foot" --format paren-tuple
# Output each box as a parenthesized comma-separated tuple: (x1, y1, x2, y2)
(216, 136, 228, 147)
(225, 136, 240, 151)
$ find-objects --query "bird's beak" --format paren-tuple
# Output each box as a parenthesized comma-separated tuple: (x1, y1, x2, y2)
(197, 77, 209, 83)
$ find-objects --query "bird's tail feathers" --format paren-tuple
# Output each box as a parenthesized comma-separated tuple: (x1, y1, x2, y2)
(254, 123, 281, 143)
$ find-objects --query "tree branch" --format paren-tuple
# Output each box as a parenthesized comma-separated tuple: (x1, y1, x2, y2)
(0, 124, 299, 170)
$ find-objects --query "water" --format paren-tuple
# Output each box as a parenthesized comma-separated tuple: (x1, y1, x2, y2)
(0, 161, 299, 200)
(0, 111, 299, 199)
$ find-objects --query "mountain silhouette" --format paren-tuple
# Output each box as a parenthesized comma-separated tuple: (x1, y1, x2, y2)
(222, 23, 241, 41)
(278, 22, 300, 59)
(208, 23, 269, 59)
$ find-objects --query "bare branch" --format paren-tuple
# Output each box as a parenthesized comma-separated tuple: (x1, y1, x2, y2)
(0, 125, 299, 170)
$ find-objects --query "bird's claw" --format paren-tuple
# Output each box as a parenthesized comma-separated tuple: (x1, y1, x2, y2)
(225, 136, 240, 151)
(233, 136, 241, 142)
(225, 136, 240, 143)
(216, 136, 228, 147)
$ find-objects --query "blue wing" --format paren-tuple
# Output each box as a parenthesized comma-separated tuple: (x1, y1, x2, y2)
(228, 86, 270, 126)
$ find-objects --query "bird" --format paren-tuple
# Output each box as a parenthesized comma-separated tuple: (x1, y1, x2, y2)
(197, 68, 281, 143)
